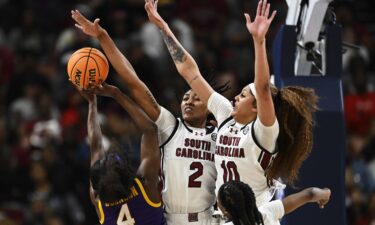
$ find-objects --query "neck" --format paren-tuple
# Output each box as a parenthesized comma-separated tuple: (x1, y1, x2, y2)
(234, 114, 256, 125)
(185, 119, 206, 128)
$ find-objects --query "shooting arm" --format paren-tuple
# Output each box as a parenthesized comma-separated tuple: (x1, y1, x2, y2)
(87, 96, 104, 166)
(111, 89, 160, 178)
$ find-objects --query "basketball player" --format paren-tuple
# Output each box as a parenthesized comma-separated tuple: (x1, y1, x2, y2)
(145, 0, 318, 208)
(75, 83, 166, 225)
(217, 180, 331, 225)
(71, 9, 229, 225)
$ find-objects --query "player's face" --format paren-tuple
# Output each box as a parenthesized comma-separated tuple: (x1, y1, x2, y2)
(231, 86, 257, 123)
(181, 90, 209, 128)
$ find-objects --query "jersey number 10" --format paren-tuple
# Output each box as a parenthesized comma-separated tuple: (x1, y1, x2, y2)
(221, 160, 240, 182)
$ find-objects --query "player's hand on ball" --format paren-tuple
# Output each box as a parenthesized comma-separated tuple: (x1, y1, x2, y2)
(88, 83, 119, 99)
(80, 90, 96, 102)
(71, 9, 104, 38)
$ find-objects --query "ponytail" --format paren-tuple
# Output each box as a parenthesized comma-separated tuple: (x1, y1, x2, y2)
(266, 85, 318, 185)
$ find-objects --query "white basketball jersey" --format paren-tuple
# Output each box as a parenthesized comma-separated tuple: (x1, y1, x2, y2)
(215, 118, 277, 207)
(207, 93, 279, 207)
(155, 107, 217, 214)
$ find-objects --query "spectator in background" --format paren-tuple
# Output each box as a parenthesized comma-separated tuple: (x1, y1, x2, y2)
(344, 55, 375, 135)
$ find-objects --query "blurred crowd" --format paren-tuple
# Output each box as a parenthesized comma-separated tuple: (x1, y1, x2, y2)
(0, 0, 373, 225)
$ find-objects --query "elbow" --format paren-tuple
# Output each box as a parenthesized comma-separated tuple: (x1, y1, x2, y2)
(255, 82, 272, 97)
(178, 57, 199, 79)
(143, 121, 158, 135)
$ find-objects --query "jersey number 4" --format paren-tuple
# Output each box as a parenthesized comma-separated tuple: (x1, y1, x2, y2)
(221, 160, 240, 182)
(117, 204, 135, 225)
(188, 162, 203, 188)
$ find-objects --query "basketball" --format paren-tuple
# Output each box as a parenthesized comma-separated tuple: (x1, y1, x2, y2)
(67, 47, 109, 89)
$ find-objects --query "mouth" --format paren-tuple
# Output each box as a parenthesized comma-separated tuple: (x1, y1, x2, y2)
(231, 100, 237, 108)
(184, 107, 193, 113)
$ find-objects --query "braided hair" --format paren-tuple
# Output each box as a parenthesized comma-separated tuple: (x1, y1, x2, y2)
(90, 146, 135, 203)
(218, 181, 264, 225)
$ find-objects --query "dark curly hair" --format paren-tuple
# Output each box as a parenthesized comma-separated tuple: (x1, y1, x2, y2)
(266, 85, 319, 185)
(90, 147, 135, 203)
(218, 180, 264, 225)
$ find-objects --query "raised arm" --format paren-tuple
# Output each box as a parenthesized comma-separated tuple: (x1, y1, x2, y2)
(245, 0, 277, 126)
(76, 90, 105, 207)
(71, 10, 161, 121)
(90, 84, 160, 182)
(79, 91, 104, 166)
(144, 0, 214, 104)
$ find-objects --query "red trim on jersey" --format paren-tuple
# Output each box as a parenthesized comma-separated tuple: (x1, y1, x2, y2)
(259, 151, 272, 170)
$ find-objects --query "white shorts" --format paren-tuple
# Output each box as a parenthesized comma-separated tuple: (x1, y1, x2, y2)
(165, 208, 214, 225)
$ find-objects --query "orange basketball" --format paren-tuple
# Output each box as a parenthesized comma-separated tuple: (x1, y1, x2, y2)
(67, 47, 109, 89)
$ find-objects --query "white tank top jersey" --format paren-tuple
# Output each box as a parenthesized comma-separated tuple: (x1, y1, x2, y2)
(207, 92, 280, 207)
(155, 107, 217, 214)
(223, 200, 285, 225)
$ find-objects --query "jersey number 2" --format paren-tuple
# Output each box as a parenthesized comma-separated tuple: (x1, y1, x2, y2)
(117, 204, 135, 225)
(188, 162, 203, 188)
(221, 160, 240, 182)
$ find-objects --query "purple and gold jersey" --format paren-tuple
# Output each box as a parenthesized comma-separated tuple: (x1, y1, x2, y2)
(97, 178, 166, 225)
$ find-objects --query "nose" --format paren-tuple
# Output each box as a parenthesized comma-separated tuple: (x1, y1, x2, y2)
(185, 96, 194, 105)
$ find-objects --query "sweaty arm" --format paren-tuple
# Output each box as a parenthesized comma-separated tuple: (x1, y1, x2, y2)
(282, 187, 331, 214)
(245, 0, 277, 127)
(97, 31, 161, 121)
(91, 83, 161, 202)
(145, 0, 214, 105)
(110, 88, 160, 182)
(87, 95, 104, 166)
(85, 94, 105, 207)
(72, 9, 161, 120)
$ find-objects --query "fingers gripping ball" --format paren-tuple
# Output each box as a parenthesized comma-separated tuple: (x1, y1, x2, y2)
(67, 47, 109, 89)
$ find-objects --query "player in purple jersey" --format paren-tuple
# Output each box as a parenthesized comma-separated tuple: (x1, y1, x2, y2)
(74, 83, 166, 225)
(72, 9, 229, 225)
(217, 180, 331, 225)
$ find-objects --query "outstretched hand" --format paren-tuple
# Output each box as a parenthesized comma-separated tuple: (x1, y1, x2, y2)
(71, 9, 105, 38)
(144, 0, 166, 29)
(244, 0, 276, 43)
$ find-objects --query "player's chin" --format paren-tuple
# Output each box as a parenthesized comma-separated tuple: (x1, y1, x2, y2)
(182, 112, 192, 121)
(183, 113, 198, 124)
(230, 109, 237, 117)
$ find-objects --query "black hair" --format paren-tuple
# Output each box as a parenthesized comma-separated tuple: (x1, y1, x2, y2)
(218, 181, 264, 225)
(90, 147, 135, 203)
(179, 72, 231, 99)
(177, 72, 231, 125)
